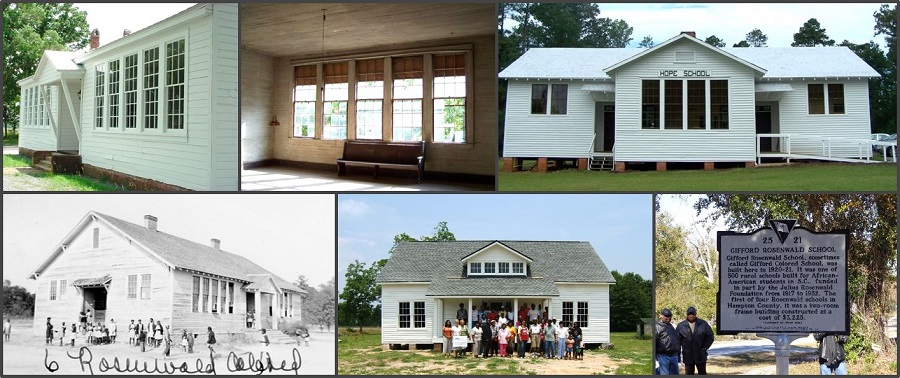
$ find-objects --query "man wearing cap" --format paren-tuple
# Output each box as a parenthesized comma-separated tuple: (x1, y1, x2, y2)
(655, 308, 680, 375)
(676, 306, 715, 375)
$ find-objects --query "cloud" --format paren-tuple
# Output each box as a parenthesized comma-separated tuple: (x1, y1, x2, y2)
(338, 199, 372, 218)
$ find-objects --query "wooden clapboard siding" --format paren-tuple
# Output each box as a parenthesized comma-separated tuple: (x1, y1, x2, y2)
(33, 217, 173, 335)
(170, 270, 247, 334)
(56, 86, 80, 151)
(777, 80, 872, 156)
(18, 84, 57, 151)
(240, 48, 276, 163)
(380, 283, 433, 344)
(552, 284, 611, 345)
(503, 79, 596, 158)
(209, 3, 239, 190)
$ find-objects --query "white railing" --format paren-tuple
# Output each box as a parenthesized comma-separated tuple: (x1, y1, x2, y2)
(756, 133, 896, 164)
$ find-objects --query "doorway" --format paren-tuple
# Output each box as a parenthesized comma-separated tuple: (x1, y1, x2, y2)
(82, 287, 108, 324)
(756, 103, 780, 153)
(594, 103, 615, 152)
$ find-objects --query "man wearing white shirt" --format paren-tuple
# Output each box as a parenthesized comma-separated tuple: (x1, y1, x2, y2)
(528, 320, 542, 357)
(528, 303, 540, 322)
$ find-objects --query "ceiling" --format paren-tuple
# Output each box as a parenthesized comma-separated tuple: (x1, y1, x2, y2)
(240, 3, 495, 58)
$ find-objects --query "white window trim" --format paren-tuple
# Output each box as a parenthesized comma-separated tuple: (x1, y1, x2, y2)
(530, 83, 568, 116)
(807, 82, 846, 116)
(649, 78, 731, 131)
(468, 261, 527, 276)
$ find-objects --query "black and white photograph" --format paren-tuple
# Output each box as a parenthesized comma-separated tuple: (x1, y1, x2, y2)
(2, 194, 336, 375)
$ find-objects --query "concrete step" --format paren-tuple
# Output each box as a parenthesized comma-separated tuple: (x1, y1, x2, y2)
(34, 161, 52, 172)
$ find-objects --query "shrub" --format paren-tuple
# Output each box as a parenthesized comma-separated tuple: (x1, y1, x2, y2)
(278, 319, 309, 338)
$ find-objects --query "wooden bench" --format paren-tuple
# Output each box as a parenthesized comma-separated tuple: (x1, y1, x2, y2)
(337, 141, 425, 183)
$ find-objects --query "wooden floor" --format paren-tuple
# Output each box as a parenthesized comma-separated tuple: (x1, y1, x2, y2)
(241, 166, 494, 192)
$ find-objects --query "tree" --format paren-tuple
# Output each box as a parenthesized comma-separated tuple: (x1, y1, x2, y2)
(704, 35, 726, 48)
(732, 40, 750, 48)
(654, 213, 717, 318)
(873, 4, 896, 62)
(2, 3, 89, 136)
(338, 260, 384, 332)
(638, 35, 654, 48)
(840, 39, 896, 134)
(3, 279, 35, 316)
(744, 28, 768, 47)
(792, 18, 835, 47)
(307, 278, 336, 332)
(608, 271, 652, 332)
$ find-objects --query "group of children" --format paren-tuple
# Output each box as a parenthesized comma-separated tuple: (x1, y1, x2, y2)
(44, 317, 118, 347)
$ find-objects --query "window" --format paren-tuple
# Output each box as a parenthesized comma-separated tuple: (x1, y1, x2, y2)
(576, 302, 588, 328)
(469, 262, 481, 274)
(202, 277, 209, 312)
(512, 262, 524, 274)
(323, 62, 349, 139)
(687, 80, 705, 129)
(211, 279, 219, 312)
(293, 65, 316, 138)
(710, 80, 728, 129)
(550, 84, 568, 114)
(192, 276, 201, 312)
(484, 262, 496, 274)
(498, 262, 510, 274)
(664, 80, 683, 129)
(562, 302, 588, 327)
(827, 84, 844, 114)
(50, 280, 57, 301)
(221, 281, 227, 315)
(531, 84, 548, 114)
(93, 227, 100, 248)
(642, 80, 660, 129)
(228, 282, 234, 314)
(94, 64, 106, 128)
(165, 39, 185, 130)
(123, 54, 138, 129)
(128, 275, 137, 299)
(562, 301, 573, 324)
(356, 59, 384, 140)
(143, 47, 160, 129)
(108, 59, 120, 129)
(433, 54, 466, 143)
(808, 84, 825, 115)
(399, 302, 411, 328)
(674, 51, 695, 63)
(59, 280, 67, 298)
(414, 301, 426, 328)
(140, 274, 151, 299)
(392, 56, 423, 141)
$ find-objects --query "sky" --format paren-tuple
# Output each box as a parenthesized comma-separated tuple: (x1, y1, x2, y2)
(73, 3, 196, 52)
(2, 194, 336, 293)
(337, 194, 653, 292)
(513, 3, 888, 49)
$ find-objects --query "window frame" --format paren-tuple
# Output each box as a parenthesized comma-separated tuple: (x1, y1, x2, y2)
(191, 276, 201, 312)
(293, 65, 317, 138)
(530, 83, 568, 115)
(399, 301, 412, 328)
(807, 83, 845, 116)
(469, 262, 482, 274)
(433, 54, 467, 143)
(323, 62, 349, 140)
(140, 274, 151, 300)
(128, 274, 138, 299)
(355, 59, 384, 140)
(50, 280, 58, 301)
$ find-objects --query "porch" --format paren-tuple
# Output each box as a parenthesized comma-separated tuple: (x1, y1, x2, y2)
(756, 133, 897, 165)
(429, 296, 557, 346)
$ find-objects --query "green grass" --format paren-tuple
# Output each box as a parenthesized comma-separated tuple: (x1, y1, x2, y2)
(3, 131, 18, 146)
(3, 154, 31, 168)
(37, 173, 123, 191)
(602, 334, 652, 375)
(499, 162, 897, 191)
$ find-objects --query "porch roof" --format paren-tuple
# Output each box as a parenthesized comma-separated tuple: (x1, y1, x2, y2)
(755, 83, 794, 92)
(580, 83, 615, 93)
(426, 277, 559, 296)
(72, 275, 112, 287)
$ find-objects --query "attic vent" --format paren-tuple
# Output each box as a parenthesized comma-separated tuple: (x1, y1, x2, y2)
(675, 51, 695, 63)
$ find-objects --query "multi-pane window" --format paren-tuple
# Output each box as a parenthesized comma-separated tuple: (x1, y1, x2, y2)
(469, 262, 482, 274)
(50, 280, 57, 301)
(59, 280, 67, 298)
(202, 277, 210, 312)
(143, 47, 160, 129)
(24, 86, 48, 128)
(562, 301, 574, 324)
(531, 84, 548, 114)
(399, 302, 411, 328)
(108, 59, 121, 129)
(827, 84, 844, 114)
(392, 56, 424, 141)
(228, 282, 234, 314)
(192, 276, 201, 312)
(293, 65, 316, 138)
(710, 80, 728, 129)
(356, 59, 384, 140)
(124, 54, 138, 129)
(576, 302, 588, 328)
(211, 279, 219, 312)
(140, 274, 151, 299)
(413, 301, 426, 328)
(484, 262, 496, 274)
(323, 62, 349, 139)
(530, 84, 567, 114)
(687, 80, 705, 130)
(498, 262, 510, 274)
(433, 54, 466, 143)
(808, 83, 845, 115)
(94, 64, 106, 128)
(512, 262, 524, 274)
(808, 84, 825, 115)
(664, 80, 683, 129)
(128, 274, 137, 299)
(642, 80, 661, 129)
(165, 39, 185, 130)
(93, 227, 100, 248)
(550, 84, 568, 114)
(221, 281, 228, 315)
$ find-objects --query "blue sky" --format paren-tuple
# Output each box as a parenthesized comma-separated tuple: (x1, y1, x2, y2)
(337, 194, 652, 292)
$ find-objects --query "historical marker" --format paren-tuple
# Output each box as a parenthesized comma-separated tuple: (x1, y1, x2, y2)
(717, 221, 849, 334)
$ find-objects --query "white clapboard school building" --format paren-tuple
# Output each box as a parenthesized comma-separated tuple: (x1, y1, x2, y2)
(28, 211, 305, 335)
(376, 241, 616, 349)
(17, 3, 238, 190)
(499, 32, 885, 172)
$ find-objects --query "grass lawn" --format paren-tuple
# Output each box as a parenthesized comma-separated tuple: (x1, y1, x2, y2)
(3, 154, 30, 168)
(338, 327, 650, 375)
(3, 154, 124, 191)
(3, 131, 18, 146)
(498, 162, 897, 191)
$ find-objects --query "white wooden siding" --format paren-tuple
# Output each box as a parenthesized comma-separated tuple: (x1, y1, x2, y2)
(551, 284, 610, 344)
(503, 79, 597, 158)
(775, 80, 872, 156)
(465, 244, 529, 274)
(171, 270, 247, 334)
(380, 283, 433, 344)
(18, 84, 57, 151)
(33, 218, 173, 335)
(240, 48, 276, 163)
(613, 39, 757, 162)
(56, 86, 80, 151)
(209, 3, 239, 190)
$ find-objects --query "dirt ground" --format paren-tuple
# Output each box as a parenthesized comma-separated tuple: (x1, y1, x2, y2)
(3, 167, 57, 191)
(2, 323, 335, 375)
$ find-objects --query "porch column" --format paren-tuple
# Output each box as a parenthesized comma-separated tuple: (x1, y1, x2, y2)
(273, 294, 280, 331)
(467, 298, 473, 325)
(433, 298, 440, 341)
(513, 298, 519, 323)
(254, 291, 262, 330)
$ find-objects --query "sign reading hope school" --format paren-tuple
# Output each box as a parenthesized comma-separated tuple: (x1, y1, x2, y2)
(717, 220, 849, 334)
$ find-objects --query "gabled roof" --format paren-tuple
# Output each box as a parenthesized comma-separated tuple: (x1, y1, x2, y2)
(29, 211, 305, 294)
(459, 241, 534, 263)
(499, 35, 879, 80)
(603, 33, 766, 75)
(17, 50, 83, 85)
(377, 241, 616, 296)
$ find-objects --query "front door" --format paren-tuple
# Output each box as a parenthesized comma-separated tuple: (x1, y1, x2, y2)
(260, 293, 273, 329)
(83, 287, 108, 324)
(756, 105, 773, 152)
(603, 105, 615, 151)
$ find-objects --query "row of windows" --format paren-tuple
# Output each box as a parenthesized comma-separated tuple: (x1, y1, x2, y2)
(808, 84, 844, 115)
(48, 279, 67, 301)
(126, 274, 152, 300)
(469, 261, 525, 275)
(399, 301, 426, 328)
(293, 53, 467, 143)
(561, 301, 589, 328)
(531, 84, 568, 115)
(21, 86, 50, 128)
(641, 79, 729, 130)
(281, 292, 295, 318)
(93, 38, 185, 132)
(191, 275, 236, 314)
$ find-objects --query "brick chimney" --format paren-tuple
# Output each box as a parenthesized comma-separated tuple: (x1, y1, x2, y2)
(210, 238, 220, 250)
(681, 31, 696, 38)
(123, 29, 132, 37)
(144, 215, 158, 231)
(90, 29, 100, 50)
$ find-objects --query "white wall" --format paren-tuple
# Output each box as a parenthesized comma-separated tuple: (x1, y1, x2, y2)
(240, 48, 275, 163)
(503, 79, 597, 158)
(776, 80, 872, 157)
(551, 284, 610, 345)
(208, 4, 239, 189)
(380, 283, 433, 344)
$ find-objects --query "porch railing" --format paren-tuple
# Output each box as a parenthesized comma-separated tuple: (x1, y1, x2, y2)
(756, 133, 896, 164)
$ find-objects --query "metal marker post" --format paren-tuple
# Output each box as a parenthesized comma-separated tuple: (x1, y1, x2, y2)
(757, 333, 808, 375)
